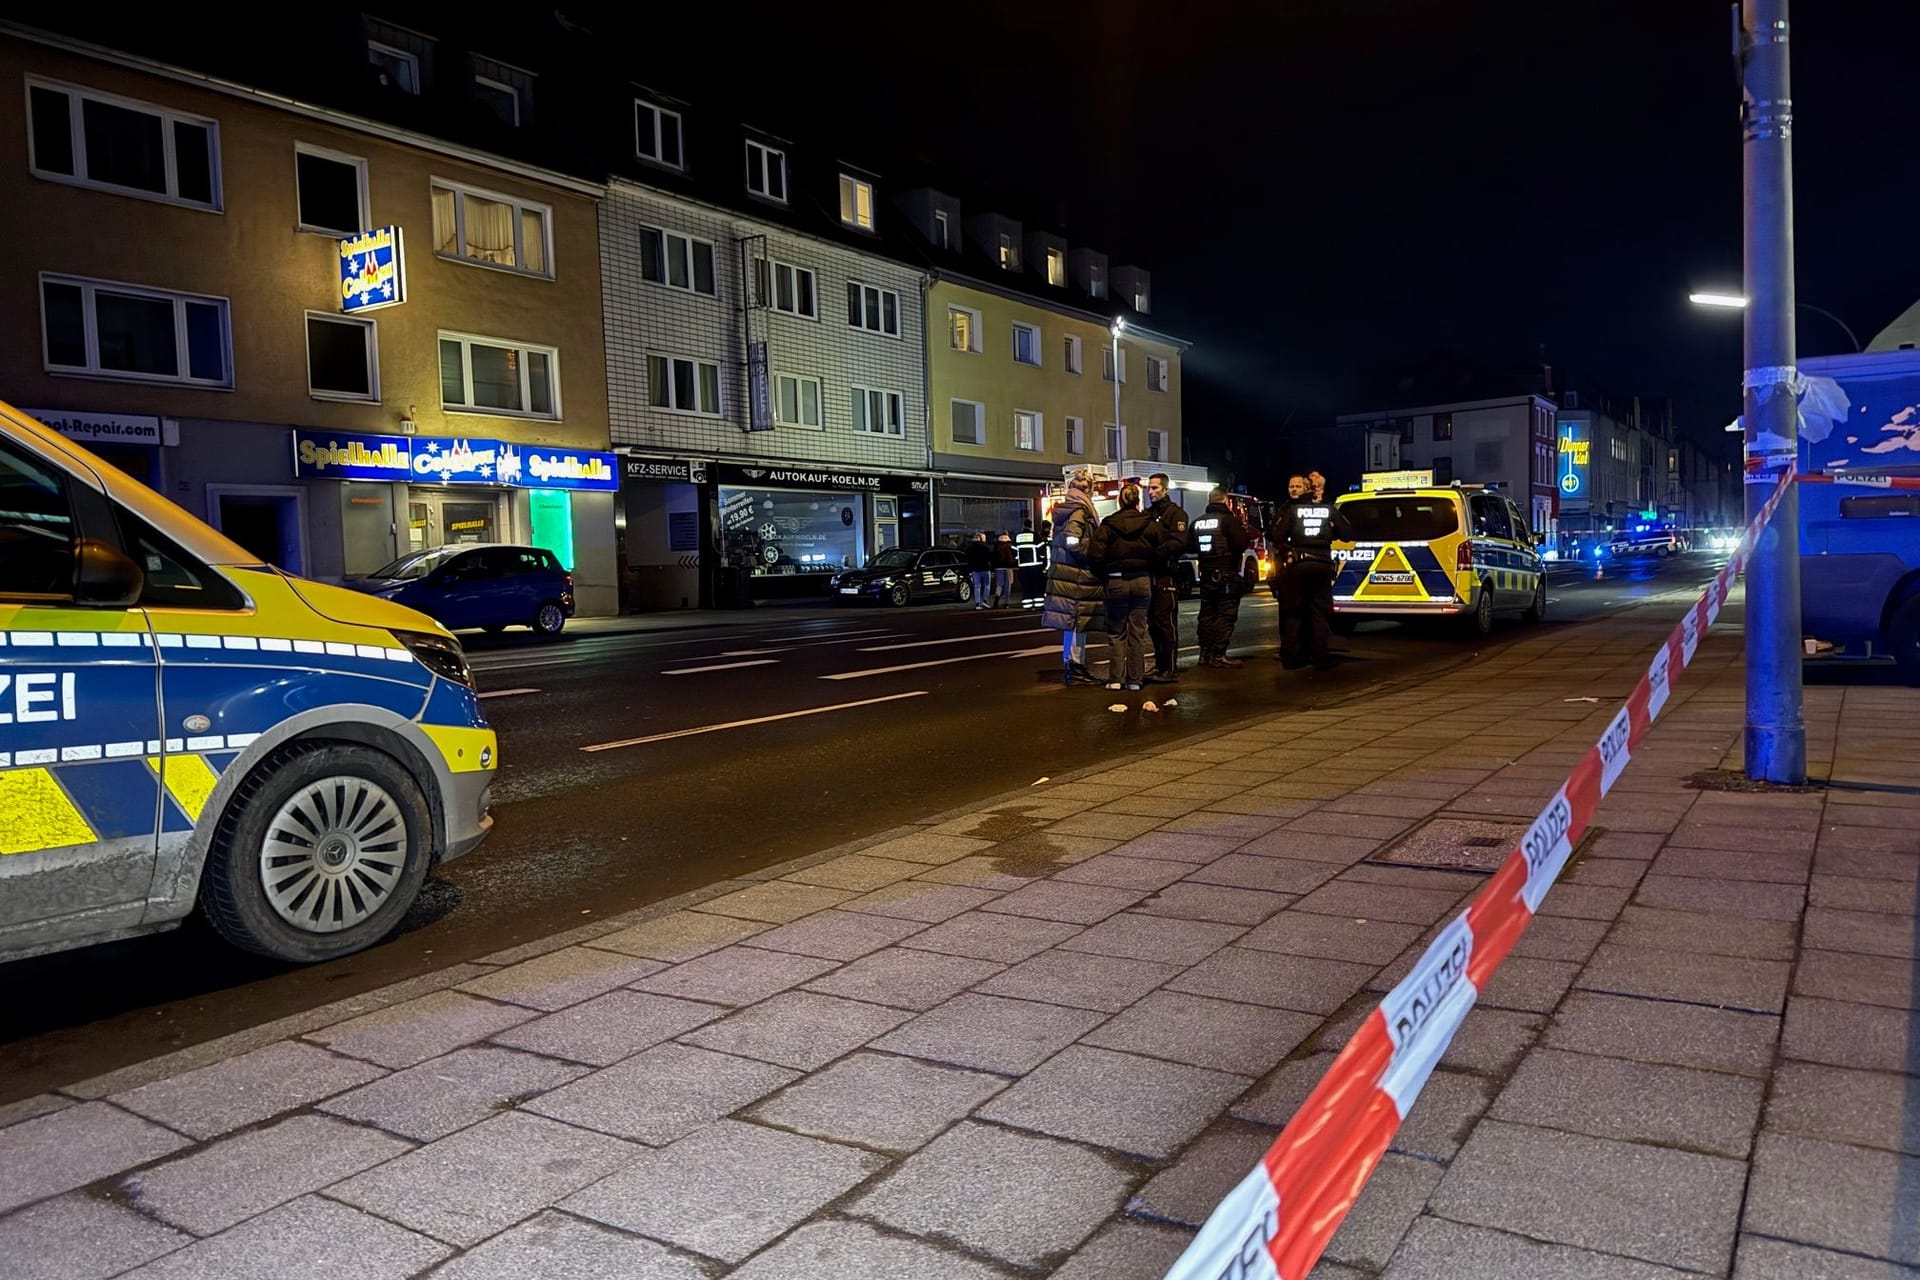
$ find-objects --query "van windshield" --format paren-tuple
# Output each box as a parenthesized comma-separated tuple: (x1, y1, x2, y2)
(369, 547, 464, 580)
(1339, 497, 1461, 543)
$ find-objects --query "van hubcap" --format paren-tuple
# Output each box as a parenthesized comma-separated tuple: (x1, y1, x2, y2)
(261, 778, 407, 933)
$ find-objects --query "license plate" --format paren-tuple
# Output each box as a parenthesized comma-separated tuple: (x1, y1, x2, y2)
(839, 587, 860, 594)
(1370, 572, 1414, 585)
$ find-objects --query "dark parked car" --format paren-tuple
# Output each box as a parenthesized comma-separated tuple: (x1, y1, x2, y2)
(349, 543, 575, 636)
(829, 547, 972, 606)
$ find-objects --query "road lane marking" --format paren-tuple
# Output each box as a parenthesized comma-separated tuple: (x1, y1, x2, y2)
(580, 691, 928, 752)
(719, 648, 795, 656)
(823, 645, 1061, 681)
(858, 628, 1046, 652)
(753, 627, 899, 642)
(661, 659, 781, 675)
(478, 687, 541, 699)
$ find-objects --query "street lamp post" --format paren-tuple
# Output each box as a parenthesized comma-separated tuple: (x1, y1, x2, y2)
(1110, 318, 1125, 466)
(1688, 292, 1861, 352)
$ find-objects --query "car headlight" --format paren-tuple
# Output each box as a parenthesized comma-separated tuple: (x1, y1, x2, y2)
(397, 629, 474, 689)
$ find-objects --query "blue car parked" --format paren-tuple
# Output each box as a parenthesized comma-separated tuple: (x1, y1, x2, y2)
(351, 543, 575, 637)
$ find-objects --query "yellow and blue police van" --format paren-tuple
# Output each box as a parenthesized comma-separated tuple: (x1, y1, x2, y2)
(1330, 472, 1547, 637)
(0, 402, 495, 965)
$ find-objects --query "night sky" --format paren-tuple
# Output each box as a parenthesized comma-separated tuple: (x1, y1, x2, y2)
(598, 0, 1916, 478)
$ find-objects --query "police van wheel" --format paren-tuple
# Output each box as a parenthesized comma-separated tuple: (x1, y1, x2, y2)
(1523, 578, 1547, 624)
(1464, 587, 1495, 638)
(532, 602, 567, 637)
(199, 743, 433, 963)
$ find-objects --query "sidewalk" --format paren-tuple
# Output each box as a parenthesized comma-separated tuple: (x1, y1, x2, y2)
(3, 595, 1916, 1280)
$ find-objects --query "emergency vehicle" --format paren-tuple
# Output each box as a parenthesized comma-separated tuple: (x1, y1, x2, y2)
(0, 402, 496, 965)
(1329, 471, 1546, 636)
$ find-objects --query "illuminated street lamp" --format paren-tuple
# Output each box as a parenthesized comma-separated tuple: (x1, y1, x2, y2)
(1110, 317, 1125, 463)
(1689, 291, 1861, 351)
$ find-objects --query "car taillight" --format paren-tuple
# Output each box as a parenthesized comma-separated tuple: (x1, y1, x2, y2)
(1457, 542, 1474, 571)
(564, 571, 574, 591)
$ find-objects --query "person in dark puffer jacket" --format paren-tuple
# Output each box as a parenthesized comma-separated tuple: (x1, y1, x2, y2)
(1042, 471, 1104, 686)
(1089, 482, 1169, 691)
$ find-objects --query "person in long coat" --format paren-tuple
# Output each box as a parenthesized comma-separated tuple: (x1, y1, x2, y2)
(1042, 471, 1104, 686)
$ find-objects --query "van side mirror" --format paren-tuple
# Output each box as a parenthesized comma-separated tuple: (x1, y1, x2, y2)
(74, 537, 144, 607)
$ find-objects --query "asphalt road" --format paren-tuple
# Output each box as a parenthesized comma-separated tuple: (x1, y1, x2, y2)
(0, 550, 1729, 1101)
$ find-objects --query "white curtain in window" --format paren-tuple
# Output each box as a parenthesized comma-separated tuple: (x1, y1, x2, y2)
(464, 195, 516, 266)
(519, 209, 546, 274)
(432, 187, 459, 257)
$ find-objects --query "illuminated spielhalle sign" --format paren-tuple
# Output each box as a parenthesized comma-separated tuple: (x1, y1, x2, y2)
(292, 430, 617, 491)
(1558, 422, 1591, 506)
(339, 226, 407, 313)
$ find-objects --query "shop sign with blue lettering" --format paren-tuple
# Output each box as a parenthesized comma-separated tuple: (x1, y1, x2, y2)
(292, 431, 617, 490)
(339, 226, 407, 313)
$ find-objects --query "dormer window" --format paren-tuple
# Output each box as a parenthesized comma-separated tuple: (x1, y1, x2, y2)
(470, 57, 533, 128)
(933, 209, 951, 249)
(998, 233, 1018, 270)
(365, 18, 431, 94)
(635, 100, 683, 170)
(839, 175, 875, 231)
(1045, 247, 1066, 287)
(1088, 263, 1106, 299)
(746, 140, 786, 202)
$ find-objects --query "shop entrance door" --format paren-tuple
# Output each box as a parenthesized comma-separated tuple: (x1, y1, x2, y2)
(407, 490, 505, 552)
(873, 497, 899, 552)
(207, 485, 305, 575)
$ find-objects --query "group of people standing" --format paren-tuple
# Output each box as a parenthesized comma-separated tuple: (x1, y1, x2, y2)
(962, 531, 1020, 609)
(1040, 468, 1349, 689)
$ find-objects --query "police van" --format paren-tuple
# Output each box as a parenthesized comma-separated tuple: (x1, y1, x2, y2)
(1, 403, 495, 965)
(1330, 472, 1547, 636)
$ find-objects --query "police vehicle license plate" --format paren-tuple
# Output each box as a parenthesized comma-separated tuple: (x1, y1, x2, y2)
(1370, 572, 1415, 585)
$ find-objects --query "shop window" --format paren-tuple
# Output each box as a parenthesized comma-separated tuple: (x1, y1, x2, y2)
(721, 486, 865, 575)
(306, 313, 378, 401)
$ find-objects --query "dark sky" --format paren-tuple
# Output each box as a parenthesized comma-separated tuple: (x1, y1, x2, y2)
(607, 0, 1916, 464)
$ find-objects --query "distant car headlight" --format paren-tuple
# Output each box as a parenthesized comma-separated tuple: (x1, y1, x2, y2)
(397, 629, 474, 689)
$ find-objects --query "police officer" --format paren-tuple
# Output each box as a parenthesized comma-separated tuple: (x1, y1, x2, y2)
(1144, 472, 1189, 682)
(1274, 472, 1347, 670)
(1267, 474, 1309, 661)
(1191, 486, 1252, 667)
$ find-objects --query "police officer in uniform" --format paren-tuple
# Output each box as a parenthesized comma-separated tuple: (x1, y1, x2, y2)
(1191, 486, 1252, 667)
(1144, 472, 1189, 682)
(1274, 473, 1347, 670)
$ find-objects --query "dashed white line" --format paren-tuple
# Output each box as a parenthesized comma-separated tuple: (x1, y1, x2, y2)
(858, 628, 1046, 652)
(661, 659, 781, 676)
(478, 687, 542, 700)
(823, 645, 1061, 681)
(580, 691, 928, 752)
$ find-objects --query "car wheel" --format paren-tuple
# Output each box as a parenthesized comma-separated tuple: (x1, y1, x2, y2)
(1889, 596, 1920, 685)
(1464, 583, 1496, 637)
(889, 581, 911, 607)
(1523, 576, 1547, 623)
(198, 743, 433, 963)
(957, 578, 973, 604)
(532, 601, 567, 637)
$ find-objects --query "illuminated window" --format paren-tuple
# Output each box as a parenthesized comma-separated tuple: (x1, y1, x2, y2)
(998, 233, 1018, 270)
(839, 174, 875, 230)
(1046, 248, 1066, 286)
(432, 181, 551, 277)
(949, 306, 981, 353)
(1014, 410, 1043, 452)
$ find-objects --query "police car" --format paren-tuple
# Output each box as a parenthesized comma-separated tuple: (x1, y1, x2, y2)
(1, 403, 495, 965)
(1330, 473, 1546, 636)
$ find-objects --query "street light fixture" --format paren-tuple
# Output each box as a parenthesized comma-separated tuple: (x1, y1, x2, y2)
(1688, 291, 1862, 351)
(1110, 317, 1125, 465)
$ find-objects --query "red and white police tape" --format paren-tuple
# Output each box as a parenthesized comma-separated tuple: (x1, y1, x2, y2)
(1163, 473, 1796, 1280)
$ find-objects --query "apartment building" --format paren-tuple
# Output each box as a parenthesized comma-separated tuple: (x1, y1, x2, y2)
(1343, 395, 1560, 538)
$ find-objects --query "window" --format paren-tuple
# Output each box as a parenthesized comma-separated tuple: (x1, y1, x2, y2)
(1147, 429, 1167, 463)
(1433, 414, 1453, 442)
(1088, 262, 1105, 299)
(294, 144, 368, 236)
(1471, 495, 1514, 540)
(1014, 410, 1043, 452)
(646, 354, 721, 416)
(473, 75, 520, 126)
(839, 175, 875, 230)
(951, 399, 983, 446)
(635, 101, 683, 169)
(41, 274, 230, 388)
(1105, 424, 1125, 460)
(0, 442, 77, 600)
(1146, 355, 1169, 392)
(754, 259, 816, 318)
(439, 332, 559, 418)
(639, 227, 717, 296)
(1046, 248, 1066, 287)
(932, 209, 951, 249)
(27, 78, 219, 209)
(1065, 416, 1085, 455)
(775, 374, 822, 428)
(846, 282, 900, 336)
(432, 181, 551, 276)
(745, 140, 787, 201)
(368, 40, 421, 93)
(998, 233, 1017, 270)
(1103, 346, 1127, 383)
(852, 386, 903, 435)
(306, 313, 378, 401)
(1012, 322, 1041, 367)
(1064, 335, 1083, 374)
(949, 306, 981, 353)
(1133, 283, 1150, 310)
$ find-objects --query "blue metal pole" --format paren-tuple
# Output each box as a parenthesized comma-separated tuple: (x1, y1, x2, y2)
(1740, 0, 1806, 783)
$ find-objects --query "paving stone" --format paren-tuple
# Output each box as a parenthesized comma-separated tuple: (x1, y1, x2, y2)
(987, 832, 1123, 866)
(0, 1095, 69, 1132)
(1237, 910, 1424, 965)
(1050, 1219, 1198, 1280)
(110, 1041, 386, 1140)
(726, 1219, 1007, 1280)
(980, 880, 1149, 924)
(1733, 1236, 1920, 1280)
(1056, 854, 1199, 892)
(1186, 854, 1344, 894)
(1429, 1118, 1744, 1272)
(126, 1114, 411, 1236)
(851, 1120, 1135, 1268)
(872, 993, 1108, 1074)
(780, 854, 926, 892)
(975, 949, 1181, 1013)
(1509, 914, 1611, 963)
(803, 947, 1003, 1010)
(1805, 907, 1920, 960)
(1159, 815, 1290, 842)
(895, 910, 1082, 962)
(1782, 996, 1920, 1075)
(430, 1211, 707, 1280)
(1320, 1153, 1445, 1271)
(680, 991, 912, 1070)
(1535, 882, 1636, 921)
(691, 882, 860, 924)
(1546, 991, 1779, 1077)
(1084, 991, 1321, 1075)
(1579, 943, 1789, 1013)
(330, 1111, 637, 1247)
(739, 910, 929, 961)
(0, 1193, 191, 1280)
(1816, 845, 1920, 882)
(1055, 811, 1172, 841)
(1383, 1216, 1698, 1279)
(630, 945, 839, 1005)
(1238, 831, 1382, 865)
(308, 990, 537, 1070)
(1588, 831, 1668, 860)
(522, 1042, 798, 1144)
(1168, 947, 1376, 1016)
(1745, 1132, 1920, 1267)
(1057, 913, 1245, 965)
(1293, 880, 1468, 926)
(1478, 956, 1582, 1014)
(1666, 821, 1812, 854)
(1101, 795, 1213, 819)
(1811, 874, 1920, 915)
(838, 881, 1002, 923)
(564, 1119, 883, 1263)
(454, 947, 668, 1011)
(1767, 1062, 1920, 1156)
(1489, 1047, 1763, 1158)
(912, 856, 1042, 892)
(317, 1045, 586, 1141)
(1649, 846, 1809, 884)
(857, 832, 999, 864)
(584, 910, 772, 961)
(1134, 882, 1295, 926)
(1631, 874, 1805, 922)
(1389, 1068, 1496, 1161)
(491, 991, 724, 1067)
(748, 1050, 1005, 1152)
(1794, 948, 1920, 1010)
(1130, 1121, 1276, 1226)
(1563, 857, 1650, 888)
(120, 1196, 448, 1280)
(0, 1102, 190, 1214)
(978, 1045, 1248, 1159)
(1607, 905, 1799, 961)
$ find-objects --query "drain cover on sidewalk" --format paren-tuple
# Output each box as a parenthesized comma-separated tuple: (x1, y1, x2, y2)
(1369, 818, 1528, 873)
